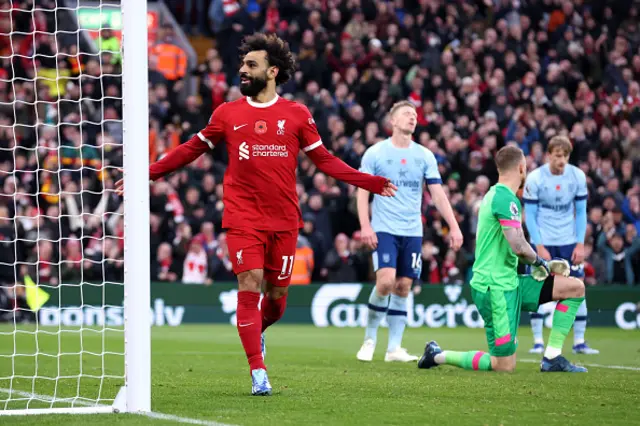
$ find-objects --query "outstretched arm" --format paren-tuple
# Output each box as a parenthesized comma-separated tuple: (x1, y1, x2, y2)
(150, 105, 226, 181)
(306, 144, 396, 196)
(149, 136, 210, 181)
(117, 106, 226, 195)
(297, 104, 395, 196)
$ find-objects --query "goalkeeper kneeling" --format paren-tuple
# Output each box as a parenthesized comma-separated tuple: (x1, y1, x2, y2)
(417, 146, 587, 373)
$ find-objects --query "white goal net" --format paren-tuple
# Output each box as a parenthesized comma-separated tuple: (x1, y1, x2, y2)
(0, 0, 149, 415)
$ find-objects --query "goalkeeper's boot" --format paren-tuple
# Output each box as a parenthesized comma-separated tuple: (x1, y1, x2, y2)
(573, 342, 599, 354)
(356, 338, 376, 362)
(417, 341, 442, 369)
(540, 356, 587, 373)
(529, 343, 545, 354)
(261, 333, 266, 360)
(251, 368, 272, 396)
(385, 347, 419, 362)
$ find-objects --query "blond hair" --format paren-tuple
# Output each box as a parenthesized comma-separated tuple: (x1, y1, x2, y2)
(547, 136, 573, 155)
(389, 100, 416, 116)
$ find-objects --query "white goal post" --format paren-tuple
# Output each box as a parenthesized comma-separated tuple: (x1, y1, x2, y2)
(0, 0, 150, 416)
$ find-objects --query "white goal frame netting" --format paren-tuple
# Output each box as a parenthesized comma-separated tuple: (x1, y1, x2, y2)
(0, 0, 149, 416)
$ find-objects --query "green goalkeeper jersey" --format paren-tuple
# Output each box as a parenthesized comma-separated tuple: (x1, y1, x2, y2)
(470, 183, 522, 293)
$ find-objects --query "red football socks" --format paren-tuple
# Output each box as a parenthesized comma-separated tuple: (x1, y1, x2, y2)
(236, 291, 265, 371)
(261, 294, 288, 332)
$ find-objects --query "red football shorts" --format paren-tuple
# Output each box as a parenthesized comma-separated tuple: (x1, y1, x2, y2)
(226, 227, 298, 287)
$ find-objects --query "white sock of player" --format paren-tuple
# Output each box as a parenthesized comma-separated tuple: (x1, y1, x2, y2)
(573, 299, 588, 345)
(544, 346, 562, 360)
(531, 305, 545, 345)
(386, 294, 408, 352)
(364, 288, 389, 344)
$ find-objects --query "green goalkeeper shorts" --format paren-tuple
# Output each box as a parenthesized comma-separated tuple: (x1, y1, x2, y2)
(471, 275, 544, 357)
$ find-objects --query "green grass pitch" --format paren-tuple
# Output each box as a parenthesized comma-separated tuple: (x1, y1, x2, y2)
(0, 325, 638, 425)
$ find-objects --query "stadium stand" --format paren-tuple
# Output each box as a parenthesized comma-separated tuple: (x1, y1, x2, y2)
(1, 0, 639, 315)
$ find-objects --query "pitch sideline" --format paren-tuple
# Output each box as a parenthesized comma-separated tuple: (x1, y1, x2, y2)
(0, 387, 235, 426)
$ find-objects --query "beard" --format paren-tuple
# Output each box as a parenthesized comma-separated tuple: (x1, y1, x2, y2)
(239, 73, 268, 97)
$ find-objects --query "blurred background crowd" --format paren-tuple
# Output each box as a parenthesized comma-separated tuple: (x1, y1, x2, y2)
(0, 0, 639, 301)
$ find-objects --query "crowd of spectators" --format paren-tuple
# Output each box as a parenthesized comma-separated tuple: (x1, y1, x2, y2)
(0, 0, 639, 309)
(167, 0, 640, 286)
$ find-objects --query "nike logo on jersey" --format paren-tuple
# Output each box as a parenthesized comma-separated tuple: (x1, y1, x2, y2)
(234, 124, 248, 131)
(238, 322, 254, 327)
(277, 275, 290, 281)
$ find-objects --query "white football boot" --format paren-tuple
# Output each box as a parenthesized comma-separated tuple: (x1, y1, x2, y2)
(356, 338, 376, 361)
(385, 347, 419, 362)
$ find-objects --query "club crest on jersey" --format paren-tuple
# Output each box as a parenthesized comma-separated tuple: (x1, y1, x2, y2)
(236, 250, 243, 265)
(277, 119, 286, 135)
(255, 120, 267, 134)
(509, 201, 519, 217)
(383, 253, 390, 263)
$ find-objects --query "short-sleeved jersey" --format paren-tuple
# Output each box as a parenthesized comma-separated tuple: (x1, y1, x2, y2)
(470, 184, 522, 293)
(197, 96, 322, 231)
(522, 164, 587, 246)
(359, 139, 441, 237)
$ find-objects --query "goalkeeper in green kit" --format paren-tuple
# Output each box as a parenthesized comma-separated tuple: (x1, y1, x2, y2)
(418, 146, 587, 373)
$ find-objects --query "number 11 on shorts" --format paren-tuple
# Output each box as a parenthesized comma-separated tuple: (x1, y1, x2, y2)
(279, 255, 294, 280)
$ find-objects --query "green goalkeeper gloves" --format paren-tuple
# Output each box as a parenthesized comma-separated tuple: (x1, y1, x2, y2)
(531, 257, 571, 281)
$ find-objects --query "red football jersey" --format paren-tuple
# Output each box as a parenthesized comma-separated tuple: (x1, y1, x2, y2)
(197, 96, 322, 231)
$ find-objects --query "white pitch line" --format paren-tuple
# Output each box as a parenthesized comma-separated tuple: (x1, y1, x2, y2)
(0, 388, 236, 426)
(0, 387, 102, 407)
(520, 359, 640, 371)
(139, 411, 236, 426)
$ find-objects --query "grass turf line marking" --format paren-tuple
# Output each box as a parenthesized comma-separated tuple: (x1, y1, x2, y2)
(0, 387, 100, 406)
(0, 388, 235, 426)
(520, 359, 640, 371)
(140, 411, 236, 426)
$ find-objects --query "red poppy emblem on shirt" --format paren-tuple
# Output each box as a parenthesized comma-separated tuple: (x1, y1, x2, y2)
(401, 158, 407, 165)
(556, 185, 561, 191)
(255, 120, 267, 134)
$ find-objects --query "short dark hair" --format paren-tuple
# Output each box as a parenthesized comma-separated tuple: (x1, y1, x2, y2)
(495, 146, 524, 173)
(239, 33, 296, 85)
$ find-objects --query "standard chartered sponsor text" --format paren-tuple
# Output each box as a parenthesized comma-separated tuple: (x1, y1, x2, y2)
(253, 144, 288, 157)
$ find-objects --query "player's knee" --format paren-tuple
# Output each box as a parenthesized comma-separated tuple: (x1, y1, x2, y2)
(375, 272, 395, 295)
(495, 364, 516, 373)
(267, 286, 288, 300)
(393, 278, 412, 297)
(492, 356, 516, 373)
(237, 269, 263, 292)
(554, 276, 585, 300)
(571, 278, 585, 298)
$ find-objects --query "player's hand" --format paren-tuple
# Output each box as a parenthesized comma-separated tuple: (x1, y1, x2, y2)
(360, 225, 378, 250)
(571, 243, 585, 265)
(449, 227, 463, 251)
(115, 168, 124, 196)
(531, 255, 550, 281)
(548, 259, 570, 277)
(380, 180, 397, 197)
(536, 245, 551, 261)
